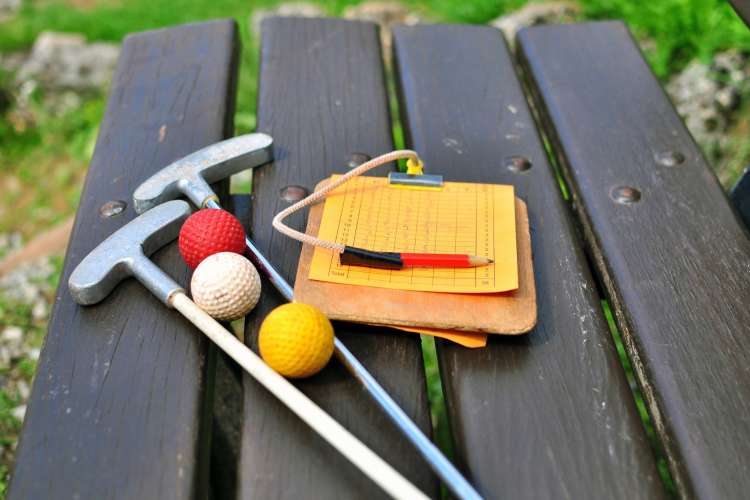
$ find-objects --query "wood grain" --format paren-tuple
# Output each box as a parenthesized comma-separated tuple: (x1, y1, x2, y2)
(8, 20, 239, 500)
(393, 23, 665, 499)
(239, 18, 437, 499)
(519, 21, 750, 499)
(294, 195, 537, 334)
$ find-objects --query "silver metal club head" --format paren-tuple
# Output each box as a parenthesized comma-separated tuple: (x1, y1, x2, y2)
(133, 134, 273, 214)
(69, 200, 192, 306)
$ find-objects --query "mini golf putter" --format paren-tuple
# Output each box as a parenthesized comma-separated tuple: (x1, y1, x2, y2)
(68, 200, 427, 500)
(135, 133, 290, 299)
(133, 134, 274, 213)
(69, 200, 191, 306)
(133, 136, 483, 500)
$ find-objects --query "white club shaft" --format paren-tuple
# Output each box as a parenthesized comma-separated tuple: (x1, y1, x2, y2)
(169, 292, 428, 500)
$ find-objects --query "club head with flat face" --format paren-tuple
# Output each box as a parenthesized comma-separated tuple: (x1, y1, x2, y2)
(69, 200, 192, 306)
(133, 133, 273, 214)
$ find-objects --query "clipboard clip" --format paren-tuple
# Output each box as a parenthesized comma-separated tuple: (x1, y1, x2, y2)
(388, 158, 443, 189)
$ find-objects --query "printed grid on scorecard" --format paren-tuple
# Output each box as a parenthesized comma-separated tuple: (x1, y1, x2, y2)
(308, 176, 519, 293)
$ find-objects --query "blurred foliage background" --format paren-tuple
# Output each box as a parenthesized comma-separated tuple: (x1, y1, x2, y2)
(1, 0, 749, 237)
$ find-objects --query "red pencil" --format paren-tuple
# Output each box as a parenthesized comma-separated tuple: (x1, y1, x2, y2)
(401, 253, 492, 268)
(340, 246, 493, 270)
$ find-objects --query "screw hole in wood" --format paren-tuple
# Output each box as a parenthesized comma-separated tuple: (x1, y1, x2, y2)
(654, 150, 685, 167)
(99, 200, 127, 218)
(347, 152, 371, 169)
(505, 155, 532, 173)
(280, 185, 309, 203)
(610, 186, 641, 205)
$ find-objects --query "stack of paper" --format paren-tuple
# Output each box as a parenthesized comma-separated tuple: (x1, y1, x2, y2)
(294, 176, 536, 348)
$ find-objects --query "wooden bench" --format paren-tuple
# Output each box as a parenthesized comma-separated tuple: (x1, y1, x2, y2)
(9, 17, 750, 500)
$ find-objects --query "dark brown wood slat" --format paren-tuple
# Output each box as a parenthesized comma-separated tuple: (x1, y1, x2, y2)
(9, 20, 239, 500)
(730, 169, 750, 228)
(730, 0, 750, 28)
(518, 21, 750, 499)
(392, 24, 665, 499)
(239, 18, 437, 499)
(207, 194, 254, 500)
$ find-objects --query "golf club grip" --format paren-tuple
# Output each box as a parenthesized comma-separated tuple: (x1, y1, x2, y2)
(169, 292, 428, 500)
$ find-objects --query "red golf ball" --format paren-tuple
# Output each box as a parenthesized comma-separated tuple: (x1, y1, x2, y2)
(179, 209, 246, 269)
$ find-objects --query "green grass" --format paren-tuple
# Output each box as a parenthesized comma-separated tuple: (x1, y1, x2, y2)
(1, 0, 746, 77)
(600, 301, 677, 496)
(0, 0, 747, 233)
(579, 0, 750, 78)
(419, 335, 455, 499)
(0, 256, 61, 494)
(0, 0, 745, 229)
(0, 0, 744, 130)
(420, 335, 453, 453)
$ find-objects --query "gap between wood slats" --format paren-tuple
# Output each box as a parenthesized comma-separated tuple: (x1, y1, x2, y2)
(513, 24, 680, 498)
(391, 23, 665, 500)
(240, 18, 437, 499)
(379, 30, 459, 487)
(517, 21, 750, 499)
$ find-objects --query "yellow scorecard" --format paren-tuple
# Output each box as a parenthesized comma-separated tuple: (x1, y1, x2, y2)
(308, 176, 518, 294)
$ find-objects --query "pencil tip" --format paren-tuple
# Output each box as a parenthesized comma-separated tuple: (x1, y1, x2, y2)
(487, 258, 494, 263)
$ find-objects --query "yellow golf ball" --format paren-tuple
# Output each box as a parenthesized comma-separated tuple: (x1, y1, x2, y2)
(259, 303, 334, 378)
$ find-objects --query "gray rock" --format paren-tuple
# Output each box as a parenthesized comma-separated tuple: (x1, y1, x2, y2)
(0, 0, 20, 22)
(1, 325, 25, 363)
(17, 379, 30, 400)
(666, 50, 750, 157)
(0, 254, 56, 306)
(0, 51, 27, 74)
(250, 2, 325, 35)
(343, 1, 421, 60)
(0, 346, 10, 366)
(45, 89, 83, 116)
(31, 299, 47, 321)
(11, 405, 26, 421)
(343, 1, 420, 26)
(1, 326, 23, 343)
(16, 32, 120, 92)
(490, 1, 580, 43)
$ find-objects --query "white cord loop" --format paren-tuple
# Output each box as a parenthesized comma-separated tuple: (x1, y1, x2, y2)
(272, 150, 421, 253)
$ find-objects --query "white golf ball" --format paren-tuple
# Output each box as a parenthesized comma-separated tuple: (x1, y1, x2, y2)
(191, 252, 261, 321)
